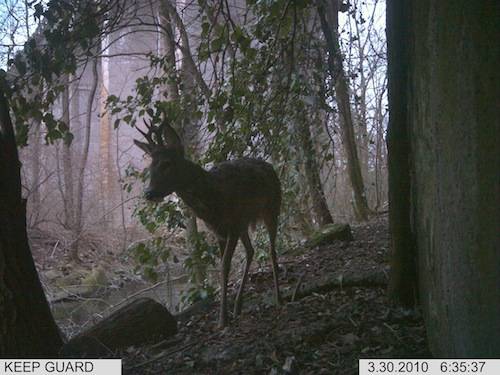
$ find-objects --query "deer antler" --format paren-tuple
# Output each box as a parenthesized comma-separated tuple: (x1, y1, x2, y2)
(136, 118, 183, 155)
(138, 119, 164, 146)
(161, 120, 183, 151)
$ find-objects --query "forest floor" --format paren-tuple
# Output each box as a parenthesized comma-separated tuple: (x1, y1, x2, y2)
(122, 214, 430, 375)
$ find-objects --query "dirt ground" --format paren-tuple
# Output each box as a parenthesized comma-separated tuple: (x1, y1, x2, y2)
(122, 214, 430, 374)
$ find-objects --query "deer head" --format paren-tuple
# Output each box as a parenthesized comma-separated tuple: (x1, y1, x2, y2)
(134, 120, 187, 202)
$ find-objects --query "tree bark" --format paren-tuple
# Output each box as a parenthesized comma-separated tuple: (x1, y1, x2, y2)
(159, 2, 180, 102)
(387, 0, 500, 356)
(0, 89, 63, 357)
(72, 58, 99, 259)
(317, 0, 370, 221)
(61, 76, 74, 230)
(99, 48, 116, 227)
(374, 78, 387, 211)
(385, 0, 417, 307)
(297, 118, 334, 227)
(29, 119, 42, 228)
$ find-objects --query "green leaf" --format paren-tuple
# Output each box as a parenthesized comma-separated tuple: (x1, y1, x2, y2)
(123, 114, 133, 124)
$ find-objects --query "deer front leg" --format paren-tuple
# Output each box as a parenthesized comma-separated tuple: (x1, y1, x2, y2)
(234, 231, 254, 317)
(219, 235, 238, 328)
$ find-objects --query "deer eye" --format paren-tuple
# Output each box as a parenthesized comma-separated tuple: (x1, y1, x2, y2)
(159, 160, 171, 169)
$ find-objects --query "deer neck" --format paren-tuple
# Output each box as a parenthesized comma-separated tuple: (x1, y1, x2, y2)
(175, 161, 215, 220)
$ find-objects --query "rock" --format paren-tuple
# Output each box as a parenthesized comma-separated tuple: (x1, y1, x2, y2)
(60, 297, 177, 357)
(305, 223, 353, 248)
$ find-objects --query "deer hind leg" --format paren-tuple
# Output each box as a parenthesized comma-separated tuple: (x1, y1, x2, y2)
(218, 238, 227, 258)
(234, 230, 255, 317)
(265, 215, 282, 306)
(219, 234, 238, 328)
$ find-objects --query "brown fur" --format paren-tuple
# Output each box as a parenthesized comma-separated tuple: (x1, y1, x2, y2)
(177, 158, 281, 239)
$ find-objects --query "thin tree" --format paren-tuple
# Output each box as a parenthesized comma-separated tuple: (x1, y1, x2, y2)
(61, 75, 75, 230)
(317, 0, 371, 220)
(72, 57, 99, 259)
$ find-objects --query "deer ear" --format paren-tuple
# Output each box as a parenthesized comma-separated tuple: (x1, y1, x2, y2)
(162, 122, 184, 156)
(134, 139, 152, 155)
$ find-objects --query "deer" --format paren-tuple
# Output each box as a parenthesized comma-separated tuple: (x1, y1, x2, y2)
(134, 120, 282, 327)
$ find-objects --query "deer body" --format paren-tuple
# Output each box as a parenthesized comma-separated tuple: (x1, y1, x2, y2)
(135, 123, 282, 327)
(177, 158, 280, 237)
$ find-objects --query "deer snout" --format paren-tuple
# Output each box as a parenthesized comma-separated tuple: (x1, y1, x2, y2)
(144, 188, 166, 202)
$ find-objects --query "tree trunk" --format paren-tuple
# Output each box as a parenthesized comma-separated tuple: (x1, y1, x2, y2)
(385, 0, 417, 307)
(374, 80, 387, 211)
(387, 0, 500, 357)
(61, 77, 74, 230)
(29, 119, 42, 228)
(159, 2, 180, 102)
(351, 2, 374, 187)
(99, 49, 115, 227)
(72, 58, 99, 259)
(297, 118, 334, 227)
(292, 158, 316, 235)
(317, 0, 370, 221)
(0, 89, 63, 357)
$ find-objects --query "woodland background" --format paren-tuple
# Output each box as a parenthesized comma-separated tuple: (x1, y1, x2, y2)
(1, 0, 497, 366)
(1, 0, 387, 315)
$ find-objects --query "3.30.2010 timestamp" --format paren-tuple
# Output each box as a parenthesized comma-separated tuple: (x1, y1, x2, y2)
(359, 359, 500, 375)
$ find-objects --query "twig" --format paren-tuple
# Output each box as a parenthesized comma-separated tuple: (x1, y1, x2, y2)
(383, 322, 402, 342)
(50, 240, 60, 257)
(149, 337, 184, 351)
(291, 272, 306, 302)
(349, 316, 358, 327)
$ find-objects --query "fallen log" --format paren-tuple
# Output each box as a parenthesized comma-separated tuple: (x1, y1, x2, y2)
(174, 297, 215, 323)
(60, 297, 177, 358)
(286, 269, 388, 301)
(305, 223, 353, 248)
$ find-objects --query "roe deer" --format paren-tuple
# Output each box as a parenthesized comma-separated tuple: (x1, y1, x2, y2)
(134, 120, 282, 327)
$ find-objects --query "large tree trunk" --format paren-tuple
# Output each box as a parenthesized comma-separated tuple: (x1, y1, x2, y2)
(385, 0, 417, 308)
(297, 118, 334, 227)
(387, 0, 500, 357)
(317, 0, 370, 221)
(0, 89, 63, 357)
